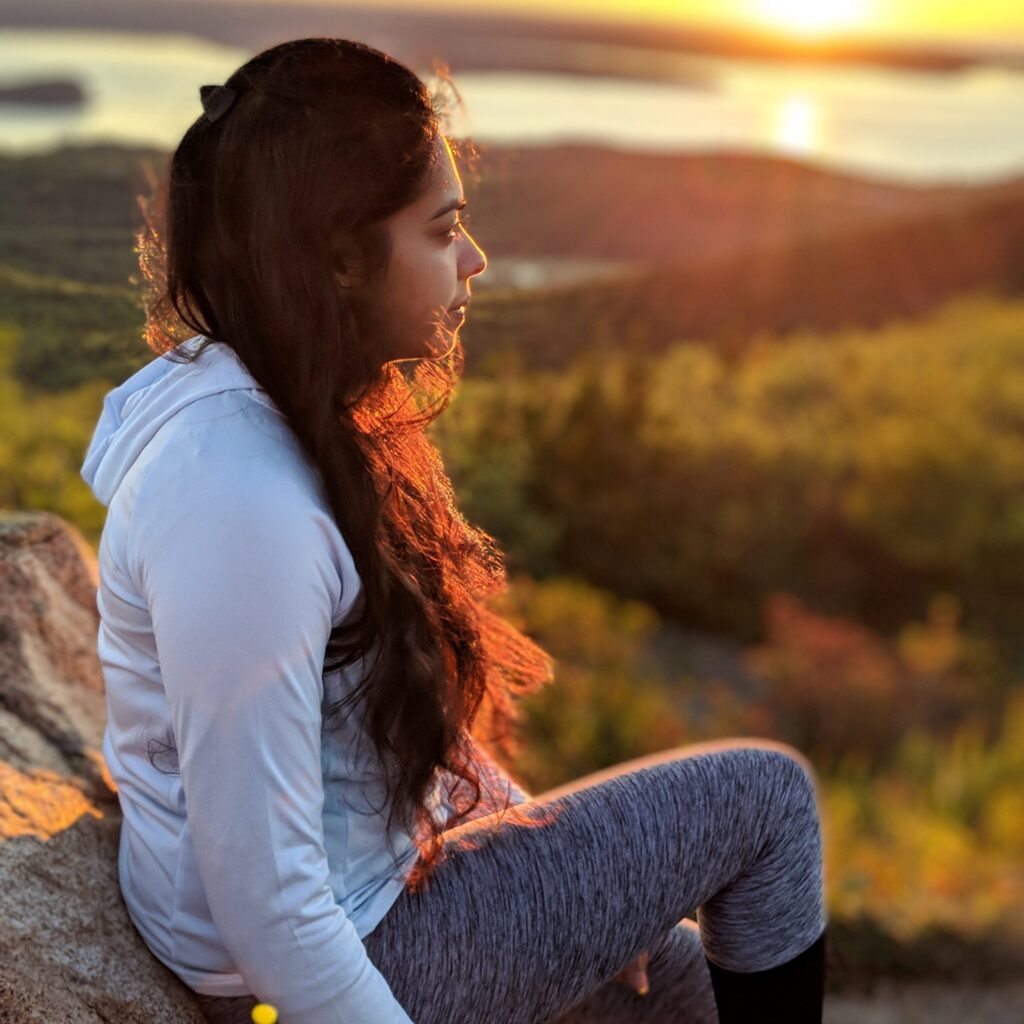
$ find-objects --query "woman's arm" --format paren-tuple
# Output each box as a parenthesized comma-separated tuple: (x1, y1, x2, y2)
(437, 732, 533, 827)
(133, 455, 414, 1024)
(467, 732, 532, 806)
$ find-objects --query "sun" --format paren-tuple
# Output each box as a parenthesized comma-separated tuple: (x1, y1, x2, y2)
(754, 0, 870, 37)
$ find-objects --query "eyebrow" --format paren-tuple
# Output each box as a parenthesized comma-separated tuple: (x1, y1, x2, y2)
(429, 196, 468, 220)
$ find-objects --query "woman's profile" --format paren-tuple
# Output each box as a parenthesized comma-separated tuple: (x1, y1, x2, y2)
(81, 36, 828, 1024)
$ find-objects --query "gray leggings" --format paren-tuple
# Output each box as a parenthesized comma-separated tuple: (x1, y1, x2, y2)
(194, 737, 827, 1024)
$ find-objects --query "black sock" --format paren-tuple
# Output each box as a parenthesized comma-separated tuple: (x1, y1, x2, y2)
(704, 927, 827, 1023)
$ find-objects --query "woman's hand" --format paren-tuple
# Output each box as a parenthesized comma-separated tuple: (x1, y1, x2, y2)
(612, 948, 650, 996)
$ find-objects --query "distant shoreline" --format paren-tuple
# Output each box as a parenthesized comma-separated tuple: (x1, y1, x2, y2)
(1, 0, 1023, 78)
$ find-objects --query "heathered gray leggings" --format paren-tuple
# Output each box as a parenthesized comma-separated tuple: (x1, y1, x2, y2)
(194, 737, 828, 1024)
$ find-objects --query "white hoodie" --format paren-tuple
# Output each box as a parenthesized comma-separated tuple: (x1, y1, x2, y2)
(80, 334, 447, 1023)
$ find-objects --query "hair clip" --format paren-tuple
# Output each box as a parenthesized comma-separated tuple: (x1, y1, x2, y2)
(199, 84, 239, 123)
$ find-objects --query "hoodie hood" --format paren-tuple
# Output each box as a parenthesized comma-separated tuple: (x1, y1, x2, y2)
(80, 335, 272, 507)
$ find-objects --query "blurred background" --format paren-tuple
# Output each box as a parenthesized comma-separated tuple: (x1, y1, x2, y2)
(2, 1, 1023, 1019)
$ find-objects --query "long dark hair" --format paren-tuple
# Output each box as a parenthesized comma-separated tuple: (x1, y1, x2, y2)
(134, 37, 556, 891)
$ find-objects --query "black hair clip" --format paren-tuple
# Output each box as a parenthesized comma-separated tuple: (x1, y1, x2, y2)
(199, 84, 239, 123)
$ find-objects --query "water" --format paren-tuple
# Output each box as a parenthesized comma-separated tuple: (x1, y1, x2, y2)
(3, 27, 1024, 185)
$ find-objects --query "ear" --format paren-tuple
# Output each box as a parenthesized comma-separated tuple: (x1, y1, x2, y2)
(333, 255, 372, 290)
(330, 229, 368, 289)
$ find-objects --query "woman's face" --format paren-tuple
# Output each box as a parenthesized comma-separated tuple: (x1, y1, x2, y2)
(364, 136, 487, 363)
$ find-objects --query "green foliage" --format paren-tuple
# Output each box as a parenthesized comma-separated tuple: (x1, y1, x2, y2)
(740, 590, 1003, 770)
(0, 144, 159, 391)
(486, 574, 1024, 953)
(484, 574, 693, 791)
(438, 291, 1024, 667)
(824, 686, 1024, 945)
(0, 324, 111, 539)
(0, 144, 162, 286)
(427, 372, 563, 575)
(0, 263, 148, 392)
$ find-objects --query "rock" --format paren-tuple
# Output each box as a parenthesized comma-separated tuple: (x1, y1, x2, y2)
(0, 510, 205, 1023)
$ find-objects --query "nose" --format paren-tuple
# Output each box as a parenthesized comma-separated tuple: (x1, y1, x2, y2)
(461, 233, 487, 280)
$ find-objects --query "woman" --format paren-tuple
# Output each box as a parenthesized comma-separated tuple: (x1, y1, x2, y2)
(82, 37, 828, 1024)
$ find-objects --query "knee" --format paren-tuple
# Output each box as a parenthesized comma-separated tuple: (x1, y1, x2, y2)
(716, 737, 822, 806)
(766, 746, 825, 828)
(659, 736, 824, 813)
(754, 739, 819, 788)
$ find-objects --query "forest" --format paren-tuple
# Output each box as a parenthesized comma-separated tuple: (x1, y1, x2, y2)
(3, 141, 1023, 994)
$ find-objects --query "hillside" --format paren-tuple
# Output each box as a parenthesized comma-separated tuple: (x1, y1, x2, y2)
(3, 140, 1024, 385)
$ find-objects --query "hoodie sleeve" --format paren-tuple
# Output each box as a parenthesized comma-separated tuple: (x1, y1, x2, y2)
(130, 455, 416, 1024)
(437, 732, 532, 827)
(466, 733, 532, 807)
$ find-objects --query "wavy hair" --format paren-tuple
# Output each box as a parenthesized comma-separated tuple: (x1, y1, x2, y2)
(134, 37, 556, 891)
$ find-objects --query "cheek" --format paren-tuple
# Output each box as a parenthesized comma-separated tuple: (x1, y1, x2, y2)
(410, 248, 455, 312)
(385, 235, 454, 324)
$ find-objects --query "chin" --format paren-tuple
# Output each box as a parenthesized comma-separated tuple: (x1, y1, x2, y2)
(385, 331, 451, 364)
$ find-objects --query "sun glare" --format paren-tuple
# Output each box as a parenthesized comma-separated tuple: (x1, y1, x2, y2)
(754, 0, 869, 37)
(774, 94, 819, 155)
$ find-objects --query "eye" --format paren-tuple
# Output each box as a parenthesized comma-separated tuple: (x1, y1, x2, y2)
(443, 213, 470, 242)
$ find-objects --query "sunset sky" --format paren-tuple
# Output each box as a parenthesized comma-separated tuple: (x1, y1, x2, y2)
(261, 0, 1024, 48)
